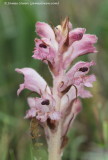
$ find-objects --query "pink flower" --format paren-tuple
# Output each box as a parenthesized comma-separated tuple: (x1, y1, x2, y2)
(36, 22, 55, 41)
(32, 38, 56, 65)
(63, 34, 97, 69)
(25, 97, 61, 122)
(48, 111, 61, 120)
(70, 34, 97, 60)
(32, 18, 97, 76)
(15, 67, 61, 122)
(58, 61, 96, 100)
(16, 17, 97, 136)
(15, 68, 51, 96)
(69, 28, 86, 45)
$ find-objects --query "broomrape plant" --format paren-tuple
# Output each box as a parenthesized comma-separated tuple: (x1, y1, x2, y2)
(15, 17, 97, 160)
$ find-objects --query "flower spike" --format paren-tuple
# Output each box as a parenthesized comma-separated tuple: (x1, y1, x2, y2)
(16, 17, 97, 160)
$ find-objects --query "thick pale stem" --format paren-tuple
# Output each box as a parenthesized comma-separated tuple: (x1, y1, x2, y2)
(48, 74, 63, 160)
(48, 123, 62, 160)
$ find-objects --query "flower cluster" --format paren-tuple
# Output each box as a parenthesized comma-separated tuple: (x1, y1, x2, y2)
(15, 17, 97, 134)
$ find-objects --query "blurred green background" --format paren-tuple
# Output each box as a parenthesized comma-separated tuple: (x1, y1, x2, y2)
(0, 0, 108, 159)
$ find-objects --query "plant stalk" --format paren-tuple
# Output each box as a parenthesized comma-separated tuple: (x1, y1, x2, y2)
(48, 122, 62, 160)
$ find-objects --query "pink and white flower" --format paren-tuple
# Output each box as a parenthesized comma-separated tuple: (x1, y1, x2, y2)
(15, 18, 97, 153)
(15, 67, 61, 122)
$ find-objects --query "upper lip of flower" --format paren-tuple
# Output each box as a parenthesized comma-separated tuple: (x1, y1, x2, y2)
(15, 67, 51, 96)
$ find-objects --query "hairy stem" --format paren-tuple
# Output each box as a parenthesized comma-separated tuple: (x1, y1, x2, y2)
(48, 122, 62, 160)
(48, 73, 64, 160)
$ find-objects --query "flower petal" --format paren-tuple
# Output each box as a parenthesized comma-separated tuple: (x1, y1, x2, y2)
(69, 28, 86, 45)
(32, 38, 55, 65)
(26, 96, 59, 122)
(83, 74, 96, 87)
(48, 111, 61, 120)
(27, 97, 36, 108)
(36, 112, 48, 122)
(15, 68, 51, 95)
(59, 61, 95, 92)
(36, 22, 55, 41)
(25, 108, 37, 119)
(67, 61, 96, 78)
(71, 34, 98, 61)
(64, 34, 97, 68)
(78, 86, 93, 98)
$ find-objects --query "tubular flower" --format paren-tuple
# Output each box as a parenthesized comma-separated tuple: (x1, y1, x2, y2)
(15, 68, 60, 122)
(15, 17, 97, 160)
